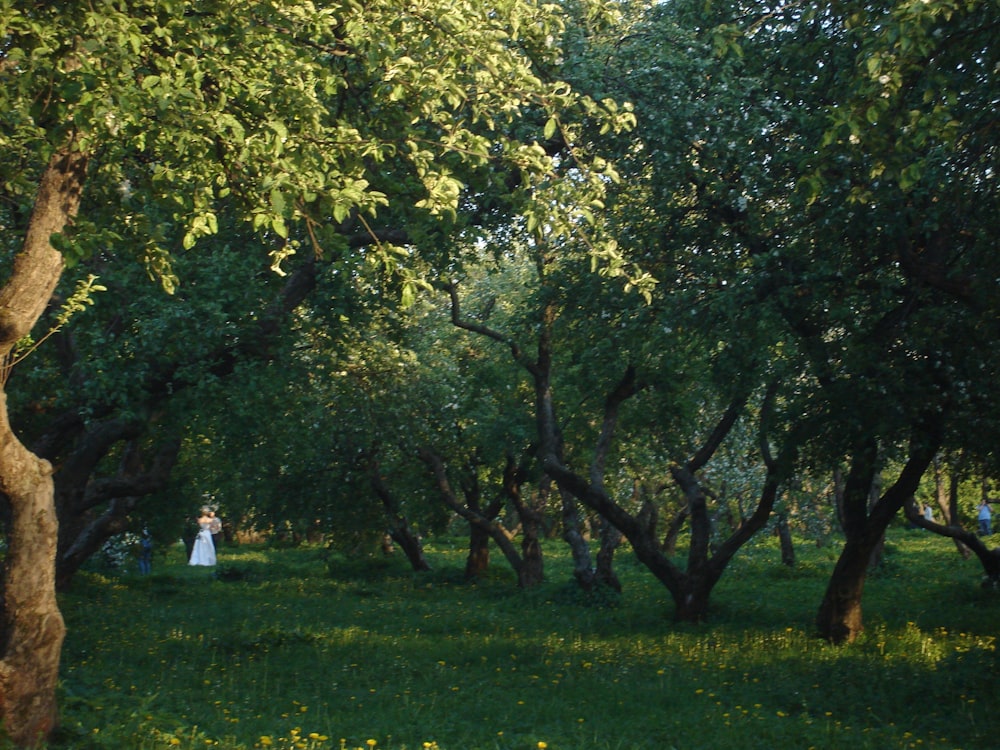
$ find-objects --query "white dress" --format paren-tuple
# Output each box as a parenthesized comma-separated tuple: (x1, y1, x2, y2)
(189, 524, 217, 566)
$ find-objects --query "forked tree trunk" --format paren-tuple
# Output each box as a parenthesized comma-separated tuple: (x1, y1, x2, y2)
(816, 430, 939, 644)
(507, 457, 545, 588)
(0, 147, 88, 746)
(439, 283, 589, 589)
(55, 437, 181, 590)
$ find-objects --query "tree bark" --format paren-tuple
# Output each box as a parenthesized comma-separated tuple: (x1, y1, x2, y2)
(0, 146, 88, 746)
(0, 409, 64, 747)
(465, 524, 492, 579)
(545, 382, 789, 622)
(936, 459, 970, 559)
(662, 505, 689, 556)
(506, 456, 545, 588)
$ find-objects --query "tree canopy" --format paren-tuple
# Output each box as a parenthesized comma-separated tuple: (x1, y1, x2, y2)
(1, 0, 999, 743)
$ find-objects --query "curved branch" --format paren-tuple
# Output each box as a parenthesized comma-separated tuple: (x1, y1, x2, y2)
(435, 280, 531, 372)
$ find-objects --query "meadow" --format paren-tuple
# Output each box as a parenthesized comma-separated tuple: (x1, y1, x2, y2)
(52, 527, 999, 750)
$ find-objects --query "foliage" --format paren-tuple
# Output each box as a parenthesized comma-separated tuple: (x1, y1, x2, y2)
(0, 0, 633, 285)
(52, 531, 1000, 749)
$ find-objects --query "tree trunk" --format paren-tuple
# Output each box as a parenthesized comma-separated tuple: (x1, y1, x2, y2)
(419, 448, 543, 586)
(41, 256, 320, 588)
(505, 456, 545, 588)
(519, 521, 545, 588)
(55, 436, 180, 589)
(367, 456, 430, 572)
(816, 430, 940, 643)
(457, 460, 504, 581)
(561, 489, 597, 590)
(672, 575, 715, 623)
(0, 418, 64, 747)
(465, 524, 491, 579)
(942, 463, 970, 559)
(815, 534, 871, 643)
(903, 497, 1000, 585)
(775, 513, 796, 567)
(387, 519, 431, 572)
(0, 146, 88, 746)
(438, 283, 584, 589)
(595, 515, 622, 591)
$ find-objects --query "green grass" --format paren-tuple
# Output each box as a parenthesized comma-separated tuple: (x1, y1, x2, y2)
(52, 528, 999, 750)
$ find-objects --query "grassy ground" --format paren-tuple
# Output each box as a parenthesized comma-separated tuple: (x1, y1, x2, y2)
(52, 527, 999, 750)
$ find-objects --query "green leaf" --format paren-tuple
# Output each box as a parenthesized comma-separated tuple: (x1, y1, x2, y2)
(543, 116, 557, 140)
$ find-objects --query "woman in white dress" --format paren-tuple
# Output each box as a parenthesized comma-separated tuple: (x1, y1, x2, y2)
(188, 509, 217, 566)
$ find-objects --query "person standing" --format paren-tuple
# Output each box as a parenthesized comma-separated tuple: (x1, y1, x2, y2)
(208, 510, 223, 554)
(138, 529, 153, 575)
(978, 500, 992, 536)
(188, 508, 217, 566)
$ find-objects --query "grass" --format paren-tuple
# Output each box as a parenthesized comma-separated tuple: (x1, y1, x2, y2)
(51, 527, 999, 750)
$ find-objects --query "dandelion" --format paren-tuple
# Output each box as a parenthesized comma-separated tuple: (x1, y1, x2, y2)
(538, 743, 548, 749)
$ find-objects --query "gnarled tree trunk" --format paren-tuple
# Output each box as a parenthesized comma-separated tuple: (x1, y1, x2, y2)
(0, 398, 65, 747)
(0, 147, 88, 746)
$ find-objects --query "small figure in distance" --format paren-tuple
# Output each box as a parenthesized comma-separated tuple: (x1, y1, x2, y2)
(138, 528, 153, 575)
(188, 507, 217, 566)
(978, 499, 992, 537)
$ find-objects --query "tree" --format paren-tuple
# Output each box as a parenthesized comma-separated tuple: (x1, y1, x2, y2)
(587, 0, 999, 639)
(18, 237, 321, 588)
(774, 0, 999, 642)
(0, 0, 629, 742)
